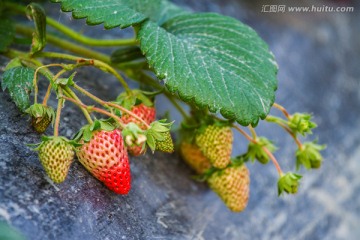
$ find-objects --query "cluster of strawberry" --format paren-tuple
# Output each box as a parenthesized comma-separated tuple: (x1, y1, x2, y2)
(29, 90, 174, 195)
(180, 120, 250, 212)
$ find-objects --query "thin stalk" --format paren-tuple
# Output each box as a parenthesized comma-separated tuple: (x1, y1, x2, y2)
(61, 95, 126, 129)
(73, 84, 150, 128)
(248, 126, 257, 139)
(15, 24, 110, 63)
(269, 119, 303, 150)
(62, 87, 93, 124)
(42, 84, 52, 105)
(32, 64, 64, 104)
(54, 89, 64, 137)
(233, 124, 283, 175)
(273, 103, 291, 119)
(46, 17, 138, 47)
(3, 2, 137, 47)
(35, 52, 131, 92)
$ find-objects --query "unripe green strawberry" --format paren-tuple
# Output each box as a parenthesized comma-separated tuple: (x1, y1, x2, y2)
(207, 164, 250, 212)
(26, 104, 55, 133)
(38, 137, 74, 183)
(195, 124, 233, 169)
(155, 131, 174, 153)
(180, 142, 211, 174)
(121, 103, 156, 156)
(77, 129, 131, 194)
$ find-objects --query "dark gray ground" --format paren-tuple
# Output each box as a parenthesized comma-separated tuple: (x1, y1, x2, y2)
(1, 0, 360, 239)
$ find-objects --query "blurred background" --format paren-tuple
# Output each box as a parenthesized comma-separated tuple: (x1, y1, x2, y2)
(0, 0, 359, 239)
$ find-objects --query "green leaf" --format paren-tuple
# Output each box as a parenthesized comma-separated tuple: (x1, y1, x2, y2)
(26, 3, 47, 54)
(138, 13, 278, 126)
(2, 66, 35, 111)
(51, 0, 188, 28)
(0, 18, 15, 52)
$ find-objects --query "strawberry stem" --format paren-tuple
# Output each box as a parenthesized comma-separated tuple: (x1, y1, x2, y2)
(32, 64, 63, 104)
(60, 95, 126, 129)
(34, 51, 131, 93)
(266, 115, 303, 150)
(233, 124, 283, 176)
(42, 83, 52, 106)
(62, 87, 93, 124)
(273, 103, 291, 119)
(54, 88, 64, 137)
(73, 84, 151, 129)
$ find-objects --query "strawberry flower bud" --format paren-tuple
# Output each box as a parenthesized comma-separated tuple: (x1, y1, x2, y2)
(296, 142, 326, 170)
(246, 137, 277, 164)
(278, 172, 302, 196)
(288, 113, 317, 136)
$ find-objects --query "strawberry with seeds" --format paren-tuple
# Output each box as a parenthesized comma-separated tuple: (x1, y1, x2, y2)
(207, 163, 250, 212)
(75, 120, 131, 194)
(115, 90, 156, 156)
(195, 123, 233, 169)
(34, 136, 74, 183)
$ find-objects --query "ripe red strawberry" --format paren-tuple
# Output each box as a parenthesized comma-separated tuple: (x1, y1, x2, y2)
(37, 137, 74, 183)
(76, 129, 131, 194)
(121, 103, 156, 156)
(207, 164, 250, 212)
(180, 142, 211, 174)
(195, 124, 233, 169)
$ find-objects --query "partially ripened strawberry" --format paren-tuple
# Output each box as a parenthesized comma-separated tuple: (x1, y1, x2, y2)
(155, 131, 174, 153)
(37, 136, 74, 183)
(195, 124, 233, 169)
(26, 104, 55, 133)
(121, 103, 156, 156)
(76, 129, 131, 194)
(180, 142, 211, 174)
(207, 164, 250, 212)
(121, 103, 156, 129)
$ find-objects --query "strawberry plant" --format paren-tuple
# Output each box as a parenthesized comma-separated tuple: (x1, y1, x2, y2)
(0, 0, 325, 212)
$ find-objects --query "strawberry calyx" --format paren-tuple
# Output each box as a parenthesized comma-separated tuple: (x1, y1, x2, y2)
(193, 155, 247, 182)
(288, 113, 317, 136)
(246, 137, 277, 165)
(29, 135, 79, 151)
(145, 119, 174, 152)
(295, 141, 326, 170)
(25, 103, 55, 133)
(277, 172, 302, 196)
(116, 89, 158, 111)
(73, 119, 115, 144)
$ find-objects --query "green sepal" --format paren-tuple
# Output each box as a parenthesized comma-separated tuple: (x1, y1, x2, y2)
(25, 104, 55, 121)
(115, 89, 156, 110)
(73, 119, 116, 143)
(278, 172, 302, 196)
(145, 119, 173, 152)
(288, 113, 317, 136)
(25, 103, 56, 130)
(246, 137, 277, 164)
(28, 135, 80, 151)
(26, 3, 47, 54)
(193, 156, 247, 182)
(296, 141, 326, 170)
(55, 72, 76, 87)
